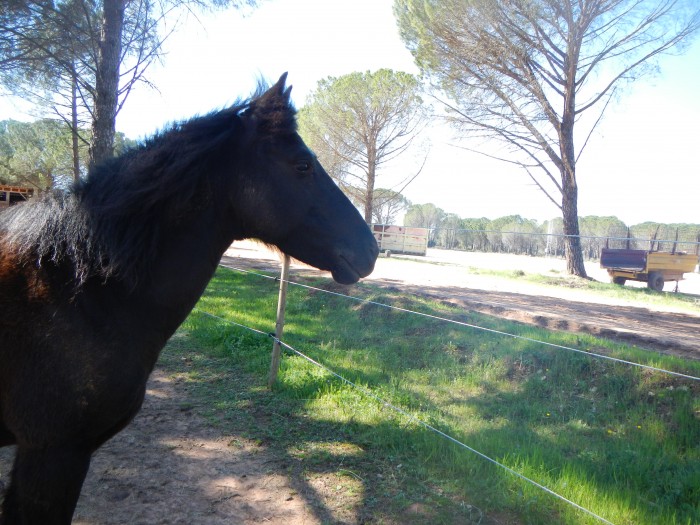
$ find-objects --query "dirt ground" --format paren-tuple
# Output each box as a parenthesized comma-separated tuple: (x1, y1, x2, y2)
(0, 367, 350, 525)
(1, 241, 699, 524)
(223, 241, 700, 360)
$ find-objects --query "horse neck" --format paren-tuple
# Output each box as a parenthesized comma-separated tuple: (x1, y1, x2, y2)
(134, 205, 237, 327)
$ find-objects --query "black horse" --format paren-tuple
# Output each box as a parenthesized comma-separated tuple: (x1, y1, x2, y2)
(0, 74, 378, 524)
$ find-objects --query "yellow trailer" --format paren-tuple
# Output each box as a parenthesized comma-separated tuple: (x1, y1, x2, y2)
(600, 248, 699, 291)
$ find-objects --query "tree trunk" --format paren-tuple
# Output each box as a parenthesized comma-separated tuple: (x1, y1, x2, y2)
(363, 145, 376, 224)
(561, 174, 587, 277)
(560, 36, 587, 278)
(90, 0, 125, 168)
(71, 69, 81, 182)
(364, 175, 375, 224)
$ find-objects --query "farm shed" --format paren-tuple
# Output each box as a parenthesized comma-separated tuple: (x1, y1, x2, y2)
(372, 224, 429, 256)
(0, 185, 35, 207)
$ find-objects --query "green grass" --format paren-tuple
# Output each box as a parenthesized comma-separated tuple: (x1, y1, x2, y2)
(167, 267, 700, 525)
(524, 271, 700, 309)
(388, 253, 700, 312)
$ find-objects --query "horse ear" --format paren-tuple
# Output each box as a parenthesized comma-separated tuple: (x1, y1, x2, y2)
(261, 72, 291, 107)
(245, 72, 296, 136)
(275, 72, 291, 98)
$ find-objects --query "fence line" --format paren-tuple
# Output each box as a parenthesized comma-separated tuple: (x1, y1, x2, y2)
(219, 263, 700, 382)
(393, 225, 700, 259)
(191, 307, 617, 525)
(415, 227, 700, 246)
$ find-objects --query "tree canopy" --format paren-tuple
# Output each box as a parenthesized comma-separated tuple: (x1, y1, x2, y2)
(371, 188, 411, 225)
(0, 118, 134, 189)
(0, 119, 76, 190)
(394, 0, 700, 276)
(298, 69, 427, 224)
(0, 0, 255, 168)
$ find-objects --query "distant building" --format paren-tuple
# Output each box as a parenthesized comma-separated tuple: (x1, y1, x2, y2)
(0, 185, 35, 207)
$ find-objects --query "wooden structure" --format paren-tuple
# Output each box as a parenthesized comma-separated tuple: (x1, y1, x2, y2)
(600, 248, 699, 291)
(0, 185, 35, 207)
(372, 224, 429, 256)
(268, 255, 290, 388)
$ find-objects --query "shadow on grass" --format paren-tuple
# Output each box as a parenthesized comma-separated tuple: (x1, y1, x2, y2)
(154, 331, 498, 525)
(181, 267, 700, 525)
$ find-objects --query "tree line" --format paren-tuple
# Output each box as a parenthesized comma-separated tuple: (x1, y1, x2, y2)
(403, 203, 700, 260)
(0, 119, 134, 190)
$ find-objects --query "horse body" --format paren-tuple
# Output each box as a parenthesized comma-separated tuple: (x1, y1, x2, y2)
(0, 74, 378, 524)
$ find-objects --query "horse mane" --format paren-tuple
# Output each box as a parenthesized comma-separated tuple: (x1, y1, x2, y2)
(0, 78, 298, 288)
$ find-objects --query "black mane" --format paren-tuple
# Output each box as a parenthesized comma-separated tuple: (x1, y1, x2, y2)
(0, 81, 298, 287)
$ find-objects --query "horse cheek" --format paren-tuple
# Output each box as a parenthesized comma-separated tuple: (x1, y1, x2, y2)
(237, 175, 306, 242)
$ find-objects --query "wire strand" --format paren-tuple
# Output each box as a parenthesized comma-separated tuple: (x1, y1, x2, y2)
(190, 307, 616, 525)
(218, 264, 700, 382)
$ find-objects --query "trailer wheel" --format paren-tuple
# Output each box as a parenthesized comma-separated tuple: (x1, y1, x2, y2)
(647, 272, 664, 292)
(612, 276, 626, 285)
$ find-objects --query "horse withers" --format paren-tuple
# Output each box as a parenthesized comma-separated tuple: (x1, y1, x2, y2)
(0, 73, 378, 524)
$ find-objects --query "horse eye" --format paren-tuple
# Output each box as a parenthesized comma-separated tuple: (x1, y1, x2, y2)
(295, 161, 312, 174)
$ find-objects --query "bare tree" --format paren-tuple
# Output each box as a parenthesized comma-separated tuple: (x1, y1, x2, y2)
(298, 69, 427, 224)
(395, 0, 700, 276)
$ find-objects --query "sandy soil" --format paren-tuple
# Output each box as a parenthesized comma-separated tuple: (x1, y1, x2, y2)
(2, 241, 698, 524)
(0, 367, 346, 525)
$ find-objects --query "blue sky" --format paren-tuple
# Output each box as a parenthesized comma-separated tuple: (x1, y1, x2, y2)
(2, 0, 698, 225)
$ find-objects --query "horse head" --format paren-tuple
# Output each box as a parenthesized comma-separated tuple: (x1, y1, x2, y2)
(233, 74, 378, 284)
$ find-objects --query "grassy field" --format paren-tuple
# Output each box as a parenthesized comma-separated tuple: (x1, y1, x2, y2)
(168, 266, 700, 524)
(461, 265, 700, 310)
(386, 250, 700, 313)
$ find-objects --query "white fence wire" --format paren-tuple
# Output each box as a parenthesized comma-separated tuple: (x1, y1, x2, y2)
(221, 264, 700, 382)
(192, 259, 700, 524)
(193, 306, 617, 525)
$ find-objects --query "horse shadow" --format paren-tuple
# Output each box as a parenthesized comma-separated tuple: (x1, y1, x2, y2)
(0, 334, 494, 524)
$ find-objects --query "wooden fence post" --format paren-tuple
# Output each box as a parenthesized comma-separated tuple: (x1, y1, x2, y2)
(268, 254, 290, 388)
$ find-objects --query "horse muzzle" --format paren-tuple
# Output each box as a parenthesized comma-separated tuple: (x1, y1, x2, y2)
(330, 239, 379, 285)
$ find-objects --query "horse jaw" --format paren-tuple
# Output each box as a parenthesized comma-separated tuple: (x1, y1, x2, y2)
(261, 242, 377, 285)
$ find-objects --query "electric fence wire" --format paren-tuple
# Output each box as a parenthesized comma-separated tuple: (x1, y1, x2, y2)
(191, 306, 617, 525)
(219, 263, 700, 382)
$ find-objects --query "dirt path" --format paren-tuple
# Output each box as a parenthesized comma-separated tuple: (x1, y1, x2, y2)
(389, 281, 700, 359)
(72, 370, 319, 525)
(0, 370, 317, 525)
(221, 242, 700, 361)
